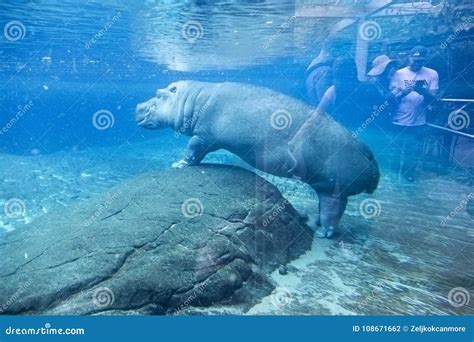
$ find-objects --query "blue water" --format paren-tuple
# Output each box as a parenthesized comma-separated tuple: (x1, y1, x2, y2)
(0, 1, 309, 154)
(1, 1, 472, 156)
(0, 0, 473, 317)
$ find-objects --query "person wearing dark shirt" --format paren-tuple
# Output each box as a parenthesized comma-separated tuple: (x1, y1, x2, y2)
(316, 57, 360, 128)
(305, 39, 343, 105)
(367, 54, 399, 108)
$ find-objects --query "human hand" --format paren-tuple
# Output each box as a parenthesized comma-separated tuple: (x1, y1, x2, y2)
(415, 84, 428, 95)
(401, 85, 415, 97)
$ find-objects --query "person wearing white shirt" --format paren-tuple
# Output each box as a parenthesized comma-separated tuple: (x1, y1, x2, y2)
(390, 46, 439, 182)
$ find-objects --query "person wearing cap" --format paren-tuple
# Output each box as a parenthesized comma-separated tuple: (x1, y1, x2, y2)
(367, 54, 399, 104)
(390, 46, 439, 182)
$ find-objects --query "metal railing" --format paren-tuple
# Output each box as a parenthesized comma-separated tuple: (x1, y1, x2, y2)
(428, 98, 473, 140)
(423, 98, 473, 166)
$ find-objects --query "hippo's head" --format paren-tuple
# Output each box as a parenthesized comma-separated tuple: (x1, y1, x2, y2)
(135, 82, 182, 129)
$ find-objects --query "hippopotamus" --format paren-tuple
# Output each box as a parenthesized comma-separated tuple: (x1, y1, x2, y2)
(135, 81, 379, 238)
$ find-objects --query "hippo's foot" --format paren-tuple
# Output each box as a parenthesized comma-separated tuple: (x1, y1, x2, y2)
(315, 226, 335, 239)
(172, 159, 190, 169)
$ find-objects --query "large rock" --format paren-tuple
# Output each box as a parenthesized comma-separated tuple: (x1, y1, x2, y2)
(0, 165, 312, 315)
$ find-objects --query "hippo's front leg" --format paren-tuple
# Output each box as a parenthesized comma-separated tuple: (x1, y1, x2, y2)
(172, 135, 216, 169)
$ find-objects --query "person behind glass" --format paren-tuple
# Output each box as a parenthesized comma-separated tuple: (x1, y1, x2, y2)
(390, 46, 439, 182)
(316, 57, 360, 126)
(367, 54, 399, 106)
(360, 54, 400, 130)
(305, 39, 340, 105)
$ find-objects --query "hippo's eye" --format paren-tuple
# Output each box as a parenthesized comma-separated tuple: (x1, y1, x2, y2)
(169, 86, 177, 93)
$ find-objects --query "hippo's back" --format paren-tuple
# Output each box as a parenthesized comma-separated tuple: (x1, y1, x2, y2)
(196, 81, 380, 195)
(291, 112, 380, 196)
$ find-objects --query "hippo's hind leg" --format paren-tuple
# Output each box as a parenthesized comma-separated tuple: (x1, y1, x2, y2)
(314, 192, 348, 239)
(172, 135, 217, 168)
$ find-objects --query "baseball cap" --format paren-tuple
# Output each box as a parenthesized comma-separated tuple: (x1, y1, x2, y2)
(367, 55, 396, 76)
(409, 46, 428, 60)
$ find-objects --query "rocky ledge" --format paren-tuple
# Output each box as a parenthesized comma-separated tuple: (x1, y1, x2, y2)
(0, 165, 312, 315)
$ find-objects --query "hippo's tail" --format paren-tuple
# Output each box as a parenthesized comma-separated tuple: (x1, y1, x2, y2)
(364, 151, 380, 194)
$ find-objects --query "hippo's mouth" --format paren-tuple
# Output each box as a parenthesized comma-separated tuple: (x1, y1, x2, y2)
(136, 116, 148, 125)
(135, 108, 152, 126)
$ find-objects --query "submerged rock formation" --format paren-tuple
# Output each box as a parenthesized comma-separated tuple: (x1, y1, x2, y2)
(0, 165, 312, 315)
